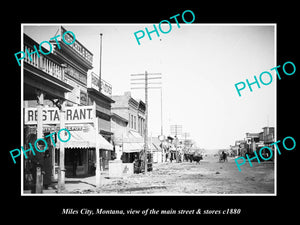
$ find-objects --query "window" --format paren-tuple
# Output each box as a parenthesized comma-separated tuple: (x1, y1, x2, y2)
(138, 117, 140, 133)
(131, 115, 134, 128)
(134, 116, 136, 130)
(129, 114, 131, 128)
(141, 119, 143, 135)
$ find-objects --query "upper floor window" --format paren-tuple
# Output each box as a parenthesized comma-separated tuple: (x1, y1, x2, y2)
(134, 116, 136, 130)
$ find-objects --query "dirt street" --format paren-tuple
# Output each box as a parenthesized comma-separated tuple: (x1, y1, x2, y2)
(68, 155, 275, 195)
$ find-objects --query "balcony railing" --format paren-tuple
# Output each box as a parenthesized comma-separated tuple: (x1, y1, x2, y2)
(87, 71, 112, 97)
(24, 45, 67, 83)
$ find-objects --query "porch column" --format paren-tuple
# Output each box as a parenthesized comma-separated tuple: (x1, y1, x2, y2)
(93, 102, 101, 188)
(58, 100, 66, 192)
(35, 89, 44, 193)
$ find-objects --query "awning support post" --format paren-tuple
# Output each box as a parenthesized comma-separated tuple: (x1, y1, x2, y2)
(58, 100, 66, 193)
(93, 101, 101, 188)
(36, 89, 44, 193)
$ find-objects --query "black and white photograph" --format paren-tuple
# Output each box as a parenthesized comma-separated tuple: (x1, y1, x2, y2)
(21, 24, 276, 195)
(3, 5, 298, 221)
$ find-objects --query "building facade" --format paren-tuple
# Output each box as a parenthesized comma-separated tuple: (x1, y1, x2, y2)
(231, 126, 275, 159)
(23, 32, 74, 189)
(111, 92, 146, 163)
(23, 26, 114, 192)
(49, 26, 96, 178)
(87, 71, 115, 169)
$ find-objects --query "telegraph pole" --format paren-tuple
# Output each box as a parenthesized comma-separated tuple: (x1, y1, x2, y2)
(130, 71, 162, 173)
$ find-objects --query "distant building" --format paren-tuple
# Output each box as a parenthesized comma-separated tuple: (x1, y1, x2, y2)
(111, 92, 146, 163)
(259, 127, 275, 160)
(231, 126, 275, 159)
(246, 132, 260, 153)
(261, 127, 275, 144)
(235, 140, 247, 156)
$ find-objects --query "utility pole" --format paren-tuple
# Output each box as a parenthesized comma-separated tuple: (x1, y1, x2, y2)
(130, 71, 162, 173)
(183, 132, 189, 141)
(170, 124, 182, 137)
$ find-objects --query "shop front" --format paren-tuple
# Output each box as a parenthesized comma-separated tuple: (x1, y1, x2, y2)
(61, 124, 113, 178)
(24, 104, 113, 188)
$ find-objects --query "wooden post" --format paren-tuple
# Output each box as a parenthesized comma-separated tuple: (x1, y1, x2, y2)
(94, 101, 101, 188)
(36, 90, 44, 193)
(58, 100, 66, 192)
(36, 167, 43, 193)
(130, 72, 162, 172)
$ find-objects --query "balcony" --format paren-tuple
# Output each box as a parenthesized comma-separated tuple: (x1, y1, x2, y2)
(87, 71, 112, 97)
(23, 43, 73, 100)
(24, 45, 68, 84)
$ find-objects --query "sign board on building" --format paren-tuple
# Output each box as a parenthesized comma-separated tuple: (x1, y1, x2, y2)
(65, 65, 87, 84)
(88, 72, 112, 97)
(61, 26, 93, 65)
(24, 105, 95, 125)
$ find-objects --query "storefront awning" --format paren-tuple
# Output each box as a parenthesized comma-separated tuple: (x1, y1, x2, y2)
(115, 131, 155, 153)
(61, 124, 113, 150)
(122, 143, 144, 153)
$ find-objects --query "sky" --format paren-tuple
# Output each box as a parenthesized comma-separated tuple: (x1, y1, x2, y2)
(23, 24, 276, 149)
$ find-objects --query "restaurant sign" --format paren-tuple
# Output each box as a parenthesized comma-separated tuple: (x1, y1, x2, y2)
(24, 105, 95, 125)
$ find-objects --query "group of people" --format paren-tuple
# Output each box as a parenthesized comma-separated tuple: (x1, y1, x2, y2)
(164, 151, 203, 163)
(219, 151, 228, 162)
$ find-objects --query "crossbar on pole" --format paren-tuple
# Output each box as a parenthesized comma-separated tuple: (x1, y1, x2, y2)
(131, 87, 162, 89)
(131, 82, 162, 85)
(130, 74, 146, 76)
(130, 73, 162, 76)
(131, 77, 162, 81)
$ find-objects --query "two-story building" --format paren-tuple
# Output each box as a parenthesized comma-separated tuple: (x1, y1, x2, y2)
(87, 71, 115, 170)
(231, 126, 275, 159)
(49, 26, 114, 175)
(23, 27, 114, 192)
(259, 127, 275, 160)
(111, 92, 146, 163)
(23, 32, 74, 190)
